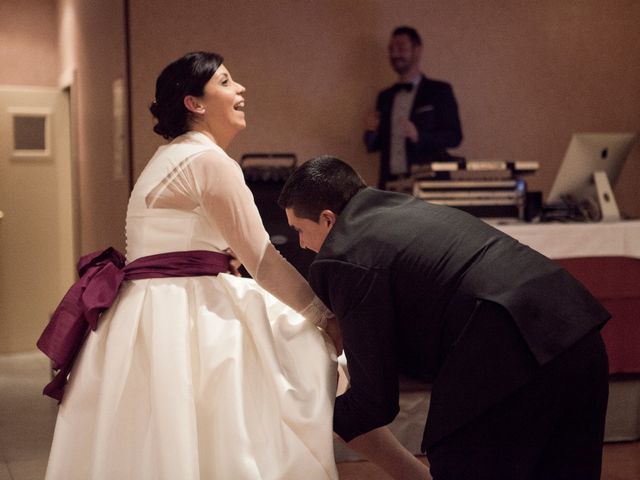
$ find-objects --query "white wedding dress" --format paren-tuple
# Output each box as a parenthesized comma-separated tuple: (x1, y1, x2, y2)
(45, 131, 338, 479)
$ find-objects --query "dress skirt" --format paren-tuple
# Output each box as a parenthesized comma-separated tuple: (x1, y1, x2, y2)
(44, 273, 338, 480)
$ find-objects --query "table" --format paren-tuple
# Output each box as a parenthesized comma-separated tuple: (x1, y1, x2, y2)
(494, 220, 640, 375)
(495, 220, 640, 442)
(492, 219, 640, 259)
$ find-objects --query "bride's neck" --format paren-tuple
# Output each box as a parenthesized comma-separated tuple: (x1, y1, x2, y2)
(189, 125, 235, 150)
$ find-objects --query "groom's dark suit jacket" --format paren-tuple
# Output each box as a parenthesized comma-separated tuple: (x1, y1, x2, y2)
(364, 75, 463, 187)
(308, 188, 609, 451)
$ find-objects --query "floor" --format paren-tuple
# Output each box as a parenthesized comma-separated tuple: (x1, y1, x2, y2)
(1, 351, 638, 480)
(0, 352, 57, 480)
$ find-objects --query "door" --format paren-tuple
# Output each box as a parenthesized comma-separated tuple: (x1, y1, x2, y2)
(0, 86, 75, 353)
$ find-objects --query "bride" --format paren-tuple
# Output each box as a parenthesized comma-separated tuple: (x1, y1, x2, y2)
(40, 51, 339, 479)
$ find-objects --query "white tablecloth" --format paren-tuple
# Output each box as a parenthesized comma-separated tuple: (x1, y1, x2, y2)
(490, 220, 640, 259)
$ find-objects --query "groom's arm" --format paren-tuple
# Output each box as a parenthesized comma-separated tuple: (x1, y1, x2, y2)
(309, 260, 399, 439)
(309, 260, 430, 480)
(343, 427, 432, 480)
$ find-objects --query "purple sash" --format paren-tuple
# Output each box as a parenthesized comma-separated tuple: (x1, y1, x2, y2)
(37, 247, 231, 402)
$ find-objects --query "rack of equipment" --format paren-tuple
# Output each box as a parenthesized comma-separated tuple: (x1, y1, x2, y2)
(386, 159, 539, 220)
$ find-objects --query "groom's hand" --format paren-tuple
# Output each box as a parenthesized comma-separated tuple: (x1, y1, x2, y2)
(224, 248, 243, 276)
(324, 316, 343, 356)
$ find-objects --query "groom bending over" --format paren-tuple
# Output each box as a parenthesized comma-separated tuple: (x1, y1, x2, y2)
(278, 155, 609, 480)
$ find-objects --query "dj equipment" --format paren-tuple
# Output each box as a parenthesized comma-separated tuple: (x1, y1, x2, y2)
(386, 160, 539, 221)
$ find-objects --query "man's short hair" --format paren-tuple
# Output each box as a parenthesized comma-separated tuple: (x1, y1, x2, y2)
(392, 26, 422, 46)
(278, 155, 367, 221)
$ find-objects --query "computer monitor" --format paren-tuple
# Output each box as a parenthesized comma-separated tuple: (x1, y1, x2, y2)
(547, 132, 637, 221)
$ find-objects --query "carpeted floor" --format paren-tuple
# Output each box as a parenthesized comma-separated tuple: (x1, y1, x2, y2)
(1, 351, 638, 480)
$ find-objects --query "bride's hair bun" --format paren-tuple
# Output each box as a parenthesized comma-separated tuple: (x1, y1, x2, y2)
(149, 52, 224, 140)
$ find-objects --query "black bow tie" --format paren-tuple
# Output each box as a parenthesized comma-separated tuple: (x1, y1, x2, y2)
(394, 82, 413, 93)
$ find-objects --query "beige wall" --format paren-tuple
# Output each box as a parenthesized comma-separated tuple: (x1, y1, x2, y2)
(129, 0, 640, 217)
(2, 0, 640, 260)
(0, 0, 58, 87)
(0, 0, 637, 353)
(1, 0, 129, 350)
(1, 0, 130, 255)
(56, 0, 130, 253)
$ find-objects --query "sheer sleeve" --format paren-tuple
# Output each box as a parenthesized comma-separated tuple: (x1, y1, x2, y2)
(146, 148, 331, 328)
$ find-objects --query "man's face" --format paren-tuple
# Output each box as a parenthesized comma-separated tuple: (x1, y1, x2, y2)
(285, 208, 335, 253)
(388, 34, 420, 75)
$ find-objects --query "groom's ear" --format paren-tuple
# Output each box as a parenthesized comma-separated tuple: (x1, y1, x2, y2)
(319, 210, 337, 228)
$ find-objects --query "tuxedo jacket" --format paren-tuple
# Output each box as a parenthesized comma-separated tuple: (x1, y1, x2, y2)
(364, 75, 463, 186)
(308, 188, 609, 449)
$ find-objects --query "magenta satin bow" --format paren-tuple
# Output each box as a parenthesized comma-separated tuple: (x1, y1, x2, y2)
(37, 247, 230, 402)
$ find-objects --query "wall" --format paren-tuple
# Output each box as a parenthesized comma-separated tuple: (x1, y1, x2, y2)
(0, 0, 637, 354)
(128, 0, 640, 217)
(0, 0, 130, 351)
(2, 0, 639, 264)
(1, 0, 130, 258)
(0, 0, 58, 87)
(57, 0, 130, 253)
(0, 1, 63, 352)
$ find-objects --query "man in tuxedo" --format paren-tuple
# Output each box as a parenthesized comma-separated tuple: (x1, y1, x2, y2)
(278, 156, 610, 480)
(364, 26, 463, 188)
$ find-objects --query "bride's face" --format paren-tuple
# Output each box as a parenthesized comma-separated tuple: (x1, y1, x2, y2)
(197, 64, 246, 136)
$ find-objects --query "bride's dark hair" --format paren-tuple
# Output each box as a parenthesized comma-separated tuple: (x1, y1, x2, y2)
(149, 51, 224, 140)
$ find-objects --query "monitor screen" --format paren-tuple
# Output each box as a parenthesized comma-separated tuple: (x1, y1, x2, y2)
(547, 132, 637, 207)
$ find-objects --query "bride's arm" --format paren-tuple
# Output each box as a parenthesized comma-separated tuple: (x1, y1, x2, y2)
(192, 151, 334, 329)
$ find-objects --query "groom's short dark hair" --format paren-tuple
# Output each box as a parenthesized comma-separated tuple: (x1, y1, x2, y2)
(278, 155, 367, 222)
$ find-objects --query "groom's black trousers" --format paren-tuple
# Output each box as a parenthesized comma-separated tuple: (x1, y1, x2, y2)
(425, 301, 609, 480)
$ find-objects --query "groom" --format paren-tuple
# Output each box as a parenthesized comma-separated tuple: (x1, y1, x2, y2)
(278, 155, 610, 480)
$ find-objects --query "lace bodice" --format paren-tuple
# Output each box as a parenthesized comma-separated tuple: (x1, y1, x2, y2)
(125, 131, 330, 325)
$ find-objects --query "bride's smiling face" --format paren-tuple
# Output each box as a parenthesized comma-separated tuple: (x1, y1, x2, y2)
(194, 64, 246, 138)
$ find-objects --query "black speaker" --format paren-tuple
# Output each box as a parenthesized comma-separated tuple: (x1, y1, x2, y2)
(524, 191, 543, 222)
(240, 153, 316, 278)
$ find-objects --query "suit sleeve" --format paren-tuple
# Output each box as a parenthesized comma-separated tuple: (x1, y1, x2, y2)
(363, 92, 385, 152)
(412, 82, 462, 153)
(310, 260, 399, 441)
